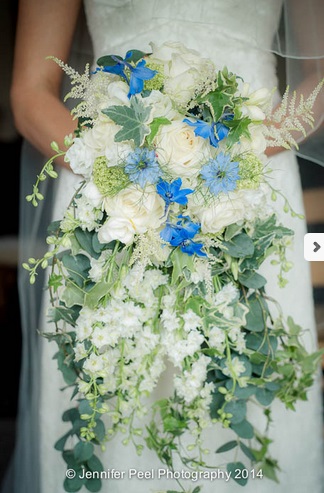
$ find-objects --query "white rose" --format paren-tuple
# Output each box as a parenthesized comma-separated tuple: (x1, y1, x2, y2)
(142, 90, 178, 121)
(150, 41, 215, 106)
(99, 186, 165, 244)
(155, 120, 212, 178)
(64, 137, 96, 178)
(82, 120, 133, 166)
(190, 186, 270, 233)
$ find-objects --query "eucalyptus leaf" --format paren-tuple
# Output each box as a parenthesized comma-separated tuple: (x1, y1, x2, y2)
(222, 233, 254, 258)
(230, 419, 254, 439)
(224, 399, 247, 424)
(85, 478, 102, 492)
(255, 388, 275, 406)
(215, 440, 238, 453)
(227, 462, 248, 486)
(63, 476, 84, 492)
(238, 270, 267, 289)
(74, 441, 94, 462)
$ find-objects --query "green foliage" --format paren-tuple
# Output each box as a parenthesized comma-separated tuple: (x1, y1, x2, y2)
(103, 97, 151, 146)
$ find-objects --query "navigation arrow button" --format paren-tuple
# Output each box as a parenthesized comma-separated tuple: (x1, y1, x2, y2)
(313, 241, 321, 253)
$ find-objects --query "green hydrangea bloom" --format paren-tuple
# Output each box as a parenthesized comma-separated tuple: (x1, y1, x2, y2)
(93, 156, 129, 196)
(144, 62, 165, 91)
(237, 153, 263, 189)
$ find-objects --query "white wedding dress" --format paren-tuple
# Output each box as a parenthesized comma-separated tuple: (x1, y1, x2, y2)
(21, 1, 324, 493)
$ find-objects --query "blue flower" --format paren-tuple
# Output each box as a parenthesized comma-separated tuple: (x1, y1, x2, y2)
(183, 116, 231, 147)
(160, 216, 206, 257)
(99, 54, 156, 98)
(128, 59, 156, 97)
(125, 148, 161, 187)
(200, 153, 240, 195)
(156, 178, 194, 206)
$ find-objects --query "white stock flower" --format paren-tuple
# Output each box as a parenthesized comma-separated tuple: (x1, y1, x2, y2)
(155, 120, 212, 178)
(209, 326, 226, 353)
(223, 357, 246, 378)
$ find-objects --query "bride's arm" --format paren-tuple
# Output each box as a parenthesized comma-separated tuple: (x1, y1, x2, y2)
(10, 0, 82, 169)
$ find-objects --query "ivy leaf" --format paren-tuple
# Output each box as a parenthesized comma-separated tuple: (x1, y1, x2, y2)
(103, 97, 151, 146)
(146, 117, 171, 146)
(225, 117, 252, 147)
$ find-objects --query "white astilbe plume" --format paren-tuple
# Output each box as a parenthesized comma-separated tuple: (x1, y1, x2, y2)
(264, 79, 324, 150)
(48, 56, 91, 103)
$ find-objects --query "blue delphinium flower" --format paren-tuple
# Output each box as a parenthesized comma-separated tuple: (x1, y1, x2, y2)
(100, 54, 156, 97)
(183, 116, 232, 147)
(200, 152, 240, 195)
(125, 148, 161, 187)
(160, 216, 206, 257)
(156, 178, 194, 206)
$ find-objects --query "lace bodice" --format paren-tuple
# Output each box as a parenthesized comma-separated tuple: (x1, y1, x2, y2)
(83, 0, 283, 91)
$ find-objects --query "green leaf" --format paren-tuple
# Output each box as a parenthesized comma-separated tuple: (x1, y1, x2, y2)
(146, 117, 171, 146)
(84, 280, 113, 309)
(240, 442, 256, 461)
(96, 54, 123, 67)
(74, 441, 94, 462)
(87, 455, 104, 473)
(54, 431, 72, 451)
(64, 476, 84, 492)
(255, 388, 275, 406)
(230, 419, 254, 439)
(238, 270, 267, 289)
(225, 117, 252, 148)
(224, 399, 247, 424)
(215, 440, 238, 453)
(103, 97, 151, 146)
(75, 228, 100, 259)
(85, 478, 102, 492)
(125, 49, 147, 63)
(61, 283, 85, 308)
(245, 294, 267, 332)
(62, 253, 91, 287)
(227, 462, 248, 486)
(222, 233, 254, 258)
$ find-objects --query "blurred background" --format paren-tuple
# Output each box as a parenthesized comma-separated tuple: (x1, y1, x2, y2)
(0, 0, 323, 486)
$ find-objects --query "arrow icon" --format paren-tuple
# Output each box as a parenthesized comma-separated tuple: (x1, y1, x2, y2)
(313, 241, 321, 253)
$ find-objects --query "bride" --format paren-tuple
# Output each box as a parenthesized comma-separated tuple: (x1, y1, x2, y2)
(4, 0, 324, 492)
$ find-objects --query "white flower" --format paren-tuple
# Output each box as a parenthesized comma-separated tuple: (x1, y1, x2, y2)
(223, 357, 246, 378)
(240, 83, 271, 121)
(142, 90, 178, 120)
(215, 283, 239, 305)
(98, 186, 165, 244)
(64, 137, 96, 178)
(155, 120, 212, 178)
(189, 185, 271, 234)
(150, 41, 215, 107)
(209, 326, 226, 353)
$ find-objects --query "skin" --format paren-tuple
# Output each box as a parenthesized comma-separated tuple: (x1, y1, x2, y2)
(10, 0, 82, 168)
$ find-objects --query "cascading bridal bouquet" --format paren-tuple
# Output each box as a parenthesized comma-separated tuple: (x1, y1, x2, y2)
(25, 41, 324, 492)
